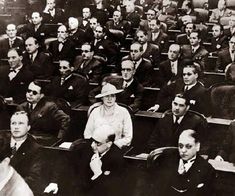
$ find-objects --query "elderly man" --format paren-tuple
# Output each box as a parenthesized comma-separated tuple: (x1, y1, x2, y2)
(122, 42, 154, 86)
(0, 156, 33, 196)
(74, 42, 103, 83)
(159, 44, 184, 86)
(147, 93, 207, 152)
(0, 48, 34, 104)
(18, 81, 70, 139)
(47, 59, 89, 107)
(148, 129, 215, 196)
(148, 64, 208, 114)
(48, 25, 76, 62)
(23, 36, 54, 79)
(0, 23, 24, 59)
(0, 111, 43, 195)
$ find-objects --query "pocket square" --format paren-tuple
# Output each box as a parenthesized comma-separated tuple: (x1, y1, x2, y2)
(197, 183, 204, 188)
(98, 45, 104, 49)
(68, 86, 74, 90)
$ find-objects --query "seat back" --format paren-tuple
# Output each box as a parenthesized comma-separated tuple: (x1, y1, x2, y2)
(210, 82, 235, 119)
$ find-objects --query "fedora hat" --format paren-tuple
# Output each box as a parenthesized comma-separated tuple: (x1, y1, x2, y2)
(95, 83, 123, 98)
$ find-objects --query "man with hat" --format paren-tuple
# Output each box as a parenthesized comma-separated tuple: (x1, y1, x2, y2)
(84, 83, 133, 149)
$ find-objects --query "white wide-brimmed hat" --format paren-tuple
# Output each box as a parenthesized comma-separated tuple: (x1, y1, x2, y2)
(95, 83, 123, 98)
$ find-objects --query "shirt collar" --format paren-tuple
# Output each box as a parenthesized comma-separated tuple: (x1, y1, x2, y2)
(185, 82, 197, 90)
(173, 115, 184, 124)
(123, 79, 134, 88)
(10, 136, 27, 151)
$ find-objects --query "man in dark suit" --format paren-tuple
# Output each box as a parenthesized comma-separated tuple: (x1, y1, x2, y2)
(23, 37, 54, 79)
(0, 157, 34, 196)
(48, 59, 89, 107)
(181, 30, 208, 71)
(18, 81, 70, 139)
(74, 43, 103, 83)
(48, 25, 76, 62)
(159, 44, 184, 86)
(136, 29, 160, 68)
(210, 24, 229, 54)
(148, 19, 169, 52)
(92, 25, 119, 65)
(116, 60, 144, 112)
(124, 1, 141, 29)
(148, 129, 215, 196)
(148, 64, 208, 114)
(86, 125, 125, 196)
(122, 42, 154, 87)
(78, 7, 92, 31)
(147, 94, 207, 152)
(0, 111, 43, 195)
(216, 35, 235, 71)
(42, 0, 66, 24)
(68, 17, 87, 48)
(176, 22, 196, 45)
(0, 48, 34, 104)
(0, 24, 25, 59)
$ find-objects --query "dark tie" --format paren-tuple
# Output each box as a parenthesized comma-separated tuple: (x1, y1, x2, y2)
(9, 69, 16, 73)
(11, 142, 17, 157)
(184, 85, 189, 92)
(28, 103, 33, 113)
(58, 42, 63, 52)
(30, 54, 34, 63)
(173, 116, 180, 132)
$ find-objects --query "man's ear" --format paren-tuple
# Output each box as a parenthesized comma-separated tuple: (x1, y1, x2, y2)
(196, 142, 200, 152)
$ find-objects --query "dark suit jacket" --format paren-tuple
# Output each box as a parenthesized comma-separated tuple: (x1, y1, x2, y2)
(87, 145, 125, 196)
(149, 151, 215, 196)
(142, 42, 160, 68)
(216, 48, 233, 71)
(176, 34, 190, 45)
(48, 39, 76, 62)
(106, 20, 131, 35)
(210, 35, 229, 53)
(147, 111, 207, 152)
(48, 73, 89, 107)
(68, 28, 87, 48)
(125, 11, 141, 29)
(73, 55, 103, 83)
(0, 167, 34, 196)
(116, 78, 144, 112)
(42, 8, 66, 24)
(18, 97, 70, 138)
(181, 45, 208, 71)
(0, 37, 25, 59)
(156, 80, 208, 114)
(22, 51, 54, 79)
(159, 59, 184, 86)
(0, 132, 43, 194)
(217, 121, 235, 163)
(148, 30, 169, 52)
(0, 66, 34, 103)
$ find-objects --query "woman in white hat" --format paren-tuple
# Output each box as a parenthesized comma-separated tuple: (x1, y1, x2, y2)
(84, 83, 133, 149)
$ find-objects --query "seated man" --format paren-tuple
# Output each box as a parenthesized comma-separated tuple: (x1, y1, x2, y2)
(0, 111, 43, 194)
(215, 120, 235, 163)
(0, 48, 34, 104)
(47, 59, 89, 107)
(147, 93, 207, 152)
(0, 157, 33, 196)
(148, 64, 208, 115)
(18, 81, 70, 139)
(74, 42, 103, 83)
(148, 129, 215, 196)
(86, 125, 125, 196)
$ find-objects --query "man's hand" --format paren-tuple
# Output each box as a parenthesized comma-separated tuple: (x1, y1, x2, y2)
(44, 183, 58, 194)
(147, 104, 160, 112)
(214, 155, 224, 162)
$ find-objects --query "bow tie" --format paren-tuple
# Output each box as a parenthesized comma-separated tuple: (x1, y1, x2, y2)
(10, 69, 17, 73)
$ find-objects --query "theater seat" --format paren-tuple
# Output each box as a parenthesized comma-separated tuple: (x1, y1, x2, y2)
(210, 82, 235, 119)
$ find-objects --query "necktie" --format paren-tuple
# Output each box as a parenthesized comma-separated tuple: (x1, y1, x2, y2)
(30, 54, 34, 63)
(11, 142, 17, 157)
(9, 40, 14, 48)
(58, 42, 63, 52)
(184, 85, 189, 92)
(61, 77, 65, 85)
(171, 62, 176, 75)
(8, 69, 17, 80)
(123, 82, 128, 89)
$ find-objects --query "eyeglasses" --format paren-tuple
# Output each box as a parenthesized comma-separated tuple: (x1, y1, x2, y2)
(183, 73, 193, 76)
(82, 50, 90, 53)
(95, 30, 103, 33)
(121, 68, 132, 72)
(27, 89, 39, 95)
(59, 66, 69, 70)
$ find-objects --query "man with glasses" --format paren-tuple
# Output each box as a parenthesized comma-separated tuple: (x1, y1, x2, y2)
(148, 64, 207, 114)
(0, 23, 25, 59)
(0, 48, 34, 104)
(0, 111, 43, 195)
(216, 35, 235, 72)
(74, 43, 103, 83)
(148, 129, 215, 196)
(48, 25, 76, 62)
(18, 81, 70, 139)
(47, 59, 89, 107)
(122, 42, 153, 86)
(147, 94, 207, 152)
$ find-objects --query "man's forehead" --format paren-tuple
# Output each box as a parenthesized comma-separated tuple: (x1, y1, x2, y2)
(183, 67, 194, 73)
(8, 50, 19, 57)
(7, 24, 16, 30)
(173, 97, 186, 104)
(29, 83, 41, 91)
(11, 114, 28, 122)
